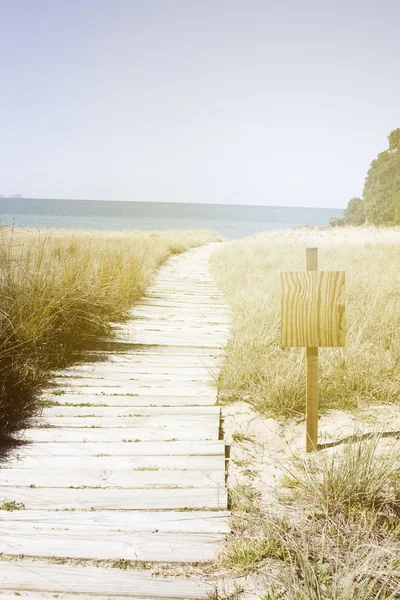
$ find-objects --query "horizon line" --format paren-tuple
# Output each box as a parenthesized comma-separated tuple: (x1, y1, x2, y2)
(0, 197, 346, 211)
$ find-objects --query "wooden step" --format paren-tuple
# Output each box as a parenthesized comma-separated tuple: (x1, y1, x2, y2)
(0, 528, 226, 562)
(0, 467, 225, 488)
(0, 509, 231, 533)
(49, 386, 216, 397)
(40, 405, 221, 417)
(11, 440, 225, 457)
(38, 415, 218, 428)
(5, 454, 226, 471)
(0, 486, 228, 510)
(19, 425, 218, 443)
(45, 394, 217, 406)
(53, 375, 215, 386)
(0, 561, 214, 598)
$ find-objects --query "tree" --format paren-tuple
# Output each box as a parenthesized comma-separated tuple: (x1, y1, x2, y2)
(389, 128, 400, 151)
(394, 191, 400, 224)
(343, 197, 365, 225)
(363, 128, 400, 225)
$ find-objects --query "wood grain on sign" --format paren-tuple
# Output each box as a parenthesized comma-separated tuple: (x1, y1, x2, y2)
(280, 271, 345, 348)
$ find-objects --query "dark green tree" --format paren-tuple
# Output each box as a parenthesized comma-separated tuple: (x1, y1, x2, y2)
(363, 128, 400, 225)
(343, 197, 365, 225)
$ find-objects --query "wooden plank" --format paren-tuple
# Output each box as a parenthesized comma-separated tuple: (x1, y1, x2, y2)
(143, 297, 225, 303)
(121, 324, 228, 333)
(53, 375, 215, 385)
(0, 509, 231, 533)
(85, 355, 222, 366)
(132, 311, 228, 321)
(54, 364, 218, 373)
(88, 346, 224, 356)
(133, 310, 230, 322)
(4, 454, 226, 471)
(0, 486, 228, 510)
(50, 386, 216, 397)
(54, 366, 217, 376)
(45, 394, 217, 406)
(137, 299, 228, 307)
(40, 405, 221, 417)
(0, 467, 225, 488)
(125, 335, 224, 343)
(11, 440, 225, 457)
(110, 338, 226, 349)
(130, 324, 228, 332)
(0, 528, 225, 562)
(38, 415, 218, 428)
(0, 561, 214, 597)
(280, 270, 345, 347)
(19, 425, 218, 443)
(145, 291, 225, 298)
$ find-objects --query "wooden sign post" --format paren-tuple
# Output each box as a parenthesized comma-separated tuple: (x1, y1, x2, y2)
(280, 248, 345, 452)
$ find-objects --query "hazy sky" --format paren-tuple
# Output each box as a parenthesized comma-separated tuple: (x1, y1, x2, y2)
(0, 0, 399, 207)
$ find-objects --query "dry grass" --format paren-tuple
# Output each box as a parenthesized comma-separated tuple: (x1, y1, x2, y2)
(0, 227, 219, 435)
(210, 227, 400, 419)
(212, 228, 400, 598)
(289, 433, 400, 519)
(222, 436, 400, 599)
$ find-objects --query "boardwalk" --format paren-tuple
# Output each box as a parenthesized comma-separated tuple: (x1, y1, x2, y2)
(0, 243, 230, 599)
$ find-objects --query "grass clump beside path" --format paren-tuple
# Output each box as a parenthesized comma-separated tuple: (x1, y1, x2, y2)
(276, 436, 400, 599)
(0, 227, 218, 436)
(223, 435, 400, 599)
(210, 227, 400, 419)
(291, 432, 400, 519)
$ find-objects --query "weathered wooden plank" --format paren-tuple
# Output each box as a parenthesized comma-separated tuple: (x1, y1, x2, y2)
(41, 405, 220, 417)
(0, 561, 214, 597)
(0, 486, 228, 510)
(6, 454, 226, 471)
(38, 415, 218, 428)
(0, 528, 225, 562)
(53, 375, 215, 385)
(50, 386, 216, 397)
(0, 509, 231, 533)
(138, 296, 227, 304)
(54, 365, 217, 376)
(119, 329, 228, 338)
(19, 425, 218, 443)
(133, 311, 230, 323)
(110, 339, 226, 350)
(45, 394, 217, 406)
(93, 364, 218, 374)
(0, 467, 225, 488)
(87, 346, 224, 357)
(137, 300, 228, 308)
(84, 355, 222, 366)
(11, 440, 225, 457)
(122, 322, 228, 332)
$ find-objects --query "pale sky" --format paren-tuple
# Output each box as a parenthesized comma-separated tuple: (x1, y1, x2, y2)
(0, 0, 399, 207)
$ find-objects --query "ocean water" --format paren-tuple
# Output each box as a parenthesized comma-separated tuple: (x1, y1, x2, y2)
(0, 198, 343, 239)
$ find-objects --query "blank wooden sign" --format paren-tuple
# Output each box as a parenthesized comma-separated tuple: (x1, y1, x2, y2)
(280, 271, 345, 348)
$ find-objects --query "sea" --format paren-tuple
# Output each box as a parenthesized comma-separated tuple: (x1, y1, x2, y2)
(0, 198, 343, 239)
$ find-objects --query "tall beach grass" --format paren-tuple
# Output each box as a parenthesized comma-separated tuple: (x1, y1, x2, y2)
(0, 227, 218, 436)
(210, 227, 400, 419)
